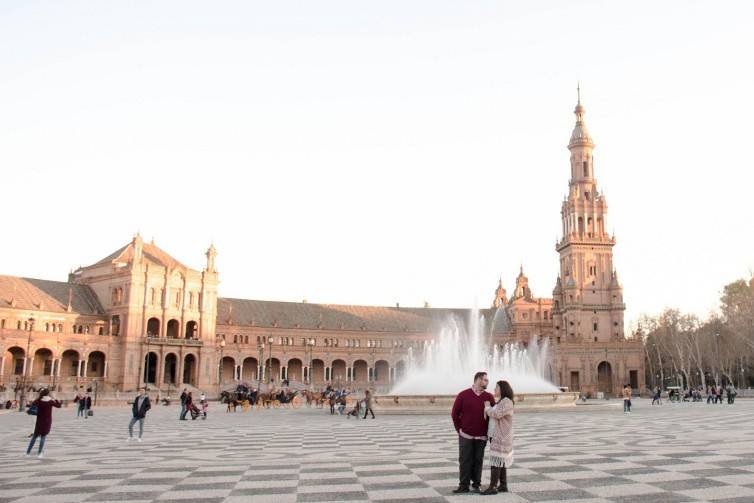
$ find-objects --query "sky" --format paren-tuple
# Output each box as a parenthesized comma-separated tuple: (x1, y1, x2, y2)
(1, 1, 753, 329)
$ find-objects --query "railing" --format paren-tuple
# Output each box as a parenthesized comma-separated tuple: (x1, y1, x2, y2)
(143, 336, 203, 347)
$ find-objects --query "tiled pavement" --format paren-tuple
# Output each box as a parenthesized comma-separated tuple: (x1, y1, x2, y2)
(1, 399, 753, 502)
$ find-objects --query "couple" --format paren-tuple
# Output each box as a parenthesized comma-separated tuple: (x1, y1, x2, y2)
(451, 371, 515, 495)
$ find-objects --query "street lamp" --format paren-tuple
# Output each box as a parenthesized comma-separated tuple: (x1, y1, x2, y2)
(18, 315, 35, 412)
(306, 338, 315, 385)
(217, 339, 226, 397)
(267, 336, 274, 385)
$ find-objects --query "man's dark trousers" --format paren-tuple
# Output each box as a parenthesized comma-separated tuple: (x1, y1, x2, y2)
(458, 436, 486, 489)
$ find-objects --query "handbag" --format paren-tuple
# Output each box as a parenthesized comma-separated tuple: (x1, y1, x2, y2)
(27, 404, 38, 416)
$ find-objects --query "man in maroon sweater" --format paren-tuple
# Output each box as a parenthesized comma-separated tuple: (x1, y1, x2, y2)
(451, 371, 496, 493)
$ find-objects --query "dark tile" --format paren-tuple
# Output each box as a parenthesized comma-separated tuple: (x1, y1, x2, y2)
(566, 476, 635, 488)
(296, 491, 368, 502)
(299, 478, 359, 486)
(612, 492, 690, 503)
(516, 489, 594, 501)
(651, 478, 727, 491)
(230, 486, 297, 496)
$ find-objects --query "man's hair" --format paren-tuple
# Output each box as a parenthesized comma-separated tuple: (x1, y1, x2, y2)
(473, 371, 487, 383)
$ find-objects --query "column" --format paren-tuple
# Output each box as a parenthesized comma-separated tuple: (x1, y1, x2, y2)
(282, 366, 287, 380)
(57, 358, 62, 377)
(388, 367, 393, 386)
(76, 359, 82, 378)
(82, 359, 88, 378)
(238, 364, 243, 381)
(176, 353, 184, 386)
(103, 360, 108, 379)
(50, 359, 56, 378)
(0, 356, 5, 380)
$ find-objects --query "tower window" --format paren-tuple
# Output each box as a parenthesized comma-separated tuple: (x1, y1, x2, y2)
(594, 336, 598, 342)
(593, 322, 598, 331)
(583, 160, 589, 177)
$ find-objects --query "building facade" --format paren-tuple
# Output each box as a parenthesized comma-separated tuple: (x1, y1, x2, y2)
(0, 96, 644, 398)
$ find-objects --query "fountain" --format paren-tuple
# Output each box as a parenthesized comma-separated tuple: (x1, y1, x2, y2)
(376, 309, 579, 413)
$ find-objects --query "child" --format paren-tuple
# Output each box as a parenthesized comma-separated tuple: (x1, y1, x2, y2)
(201, 400, 208, 420)
(346, 399, 361, 419)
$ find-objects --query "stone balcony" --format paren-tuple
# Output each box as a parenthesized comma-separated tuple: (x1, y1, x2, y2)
(142, 336, 203, 347)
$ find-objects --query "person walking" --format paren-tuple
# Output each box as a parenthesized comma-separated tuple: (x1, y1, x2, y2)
(652, 386, 662, 405)
(180, 392, 193, 420)
(74, 387, 85, 418)
(128, 387, 151, 442)
(26, 388, 61, 458)
(362, 389, 376, 419)
(179, 388, 187, 418)
(481, 380, 515, 495)
(451, 371, 495, 494)
(83, 389, 92, 419)
(622, 384, 632, 413)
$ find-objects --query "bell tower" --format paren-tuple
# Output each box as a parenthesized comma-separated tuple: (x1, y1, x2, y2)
(552, 88, 625, 343)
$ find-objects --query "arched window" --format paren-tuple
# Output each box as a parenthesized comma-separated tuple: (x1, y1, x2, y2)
(583, 160, 588, 177)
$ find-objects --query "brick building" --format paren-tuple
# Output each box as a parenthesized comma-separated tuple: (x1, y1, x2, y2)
(0, 96, 644, 398)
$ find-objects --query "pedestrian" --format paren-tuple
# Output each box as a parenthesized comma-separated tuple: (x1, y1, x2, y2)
(481, 380, 515, 495)
(76, 386, 87, 418)
(26, 388, 61, 458)
(362, 390, 376, 419)
(201, 399, 209, 419)
(200, 392, 206, 402)
(83, 389, 92, 418)
(716, 385, 723, 405)
(622, 384, 632, 413)
(128, 386, 151, 442)
(652, 386, 662, 405)
(180, 392, 193, 420)
(451, 371, 495, 494)
(179, 388, 187, 418)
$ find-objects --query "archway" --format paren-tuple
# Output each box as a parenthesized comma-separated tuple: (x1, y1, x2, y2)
(32, 348, 53, 378)
(166, 319, 180, 338)
(264, 358, 281, 384)
(395, 360, 406, 382)
(3, 346, 25, 382)
(183, 354, 197, 385)
(597, 361, 613, 394)
(146, 318, 160, 337)
(185, 321, 198, 339)
(311, 359, 325, 385)
(87, 351, 106, 378)
(61, 350, 79, 377)
(331, 359, 347, 387)
(242, 357, 259, 381)
(164, 353, 177, 384)
(287, 358, 303, 383)
(374, 360, 390, 386)
(143, 352, 158, 384)
(353, 360, 368, 383)
(221, 356, 235, 384)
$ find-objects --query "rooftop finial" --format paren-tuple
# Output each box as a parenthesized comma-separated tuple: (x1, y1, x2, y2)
(577, 81, 581, 105)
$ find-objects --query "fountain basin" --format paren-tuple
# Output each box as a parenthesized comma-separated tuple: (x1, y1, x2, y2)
(374, 392, 579, 414)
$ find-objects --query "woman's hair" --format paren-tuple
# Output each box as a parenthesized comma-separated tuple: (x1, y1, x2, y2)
(38, 388, 49, 398)
(496, 380, 515, 405)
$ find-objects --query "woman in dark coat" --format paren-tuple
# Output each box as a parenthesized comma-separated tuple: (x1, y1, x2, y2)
(26, 388, 61, 458)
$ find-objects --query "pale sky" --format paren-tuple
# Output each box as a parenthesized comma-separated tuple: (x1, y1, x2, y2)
(1, 1, 753, 328)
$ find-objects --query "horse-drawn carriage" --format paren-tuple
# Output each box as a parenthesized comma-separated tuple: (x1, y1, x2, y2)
(220, 388, 301, 411)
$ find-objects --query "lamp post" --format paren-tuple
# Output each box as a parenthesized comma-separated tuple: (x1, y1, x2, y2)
(18, 315, 35, 412)
(217, 339, 226, 397)
(306, 338, 314, 385)
(257, 343, 264, 383)
(267, 336, 274, 385)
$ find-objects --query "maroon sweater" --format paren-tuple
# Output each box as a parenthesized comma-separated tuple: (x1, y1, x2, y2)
(451, 388, 495, 437)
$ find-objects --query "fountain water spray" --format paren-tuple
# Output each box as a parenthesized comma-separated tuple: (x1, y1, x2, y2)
(391, 309, 560, 395)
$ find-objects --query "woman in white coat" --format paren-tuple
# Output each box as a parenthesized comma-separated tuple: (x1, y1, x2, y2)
(481, 380, 514, 495)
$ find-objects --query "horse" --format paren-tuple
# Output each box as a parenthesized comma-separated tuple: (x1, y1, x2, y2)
(303, 390, 327, 408)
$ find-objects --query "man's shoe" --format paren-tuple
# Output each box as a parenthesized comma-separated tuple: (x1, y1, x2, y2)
(471, 486, 481, 493)
(452, 486, 469, 494)
(480, 486, 497, 495)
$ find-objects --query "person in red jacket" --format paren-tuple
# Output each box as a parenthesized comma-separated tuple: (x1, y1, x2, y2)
(451, 371, 495, 493)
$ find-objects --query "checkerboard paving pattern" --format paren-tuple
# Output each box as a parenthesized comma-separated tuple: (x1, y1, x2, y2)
(1, 399, 753, 502)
